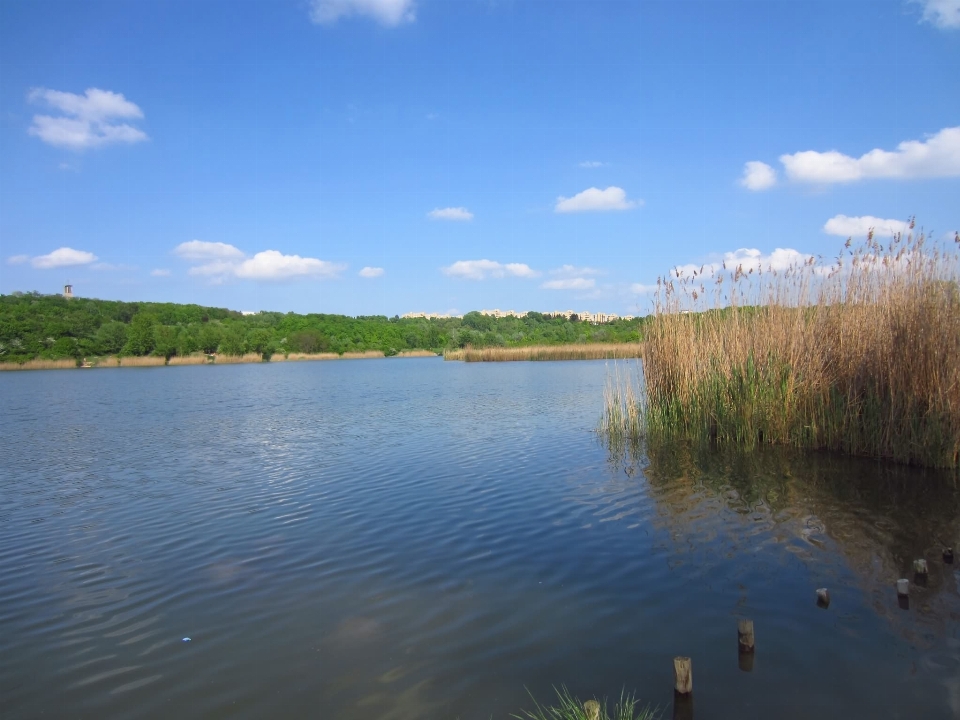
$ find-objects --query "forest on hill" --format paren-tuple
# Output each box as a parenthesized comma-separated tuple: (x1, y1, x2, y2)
(0, 292, 643, 363)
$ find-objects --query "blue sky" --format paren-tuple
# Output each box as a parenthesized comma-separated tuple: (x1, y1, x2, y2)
(0, 0, 957, 316)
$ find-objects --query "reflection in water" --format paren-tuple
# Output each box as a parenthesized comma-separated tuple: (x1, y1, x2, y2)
(611, 438, 960, 645)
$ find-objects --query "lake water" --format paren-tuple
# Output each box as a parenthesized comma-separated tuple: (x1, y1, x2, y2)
(2, 358, 960, 719)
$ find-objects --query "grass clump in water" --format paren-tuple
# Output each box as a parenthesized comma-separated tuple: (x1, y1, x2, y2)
(513, 687, 658, 720)
(604, 224, 960, 468)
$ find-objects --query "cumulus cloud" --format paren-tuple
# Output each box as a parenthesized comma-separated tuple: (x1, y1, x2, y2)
(823, 215, 911, 238)
(173, 240, 246, 261)
(780, 126, 960, 184)
(913, 0, 960, 28)
(442, 259, 539, 280)
(27, 88, 148, 150)
(310, 0, 415, 25)
(235, 251, 344, 280)
(428, 207, 474, 221)
(740, 161, 777, 191)
(555, 186, 639, 213)
(630, 283, 659, 295)
(174, 240, 344, 281)
(25, 247, 99, 269)
(7, 255, 29, 265)
(541, 277, 596, 291)
(671, 247, 816, 280)
(579, 161, 605, 168)
(151, 268, 171, 277)
(359, 266, 384, 278)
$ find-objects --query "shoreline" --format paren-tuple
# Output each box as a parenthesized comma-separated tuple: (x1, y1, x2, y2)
(0, 349, 440, 372)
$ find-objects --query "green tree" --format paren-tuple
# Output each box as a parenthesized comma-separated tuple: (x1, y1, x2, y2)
(123, 314, 156, 356)
(94, 321, 128, 355)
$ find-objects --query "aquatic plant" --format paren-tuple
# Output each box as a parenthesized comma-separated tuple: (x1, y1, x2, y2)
(604, 224, 960, 468)
(512, 686, 659, 720)
(446, 343, 642, 362)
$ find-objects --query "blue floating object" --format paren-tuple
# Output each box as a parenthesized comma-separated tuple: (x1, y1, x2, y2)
(182, 637, 191, 642)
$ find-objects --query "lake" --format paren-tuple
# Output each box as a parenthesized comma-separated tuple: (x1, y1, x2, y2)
(1, 358, 959, 719)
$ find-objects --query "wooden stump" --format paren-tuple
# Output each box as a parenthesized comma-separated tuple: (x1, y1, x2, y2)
(583, 699, 600, 720)
(816, 588, 830, 608)
(674, 656, 693, 695)
(914, 559, 929, 576)
(896, 578, 909, 597)
(945, 548, 954, 564)
(737, 619, 755, 653)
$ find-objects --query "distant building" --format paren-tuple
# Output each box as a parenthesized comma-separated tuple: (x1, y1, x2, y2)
(401, 312, 463, 319)
(479, 309, 528, 319)
(63, 284, 73, 299)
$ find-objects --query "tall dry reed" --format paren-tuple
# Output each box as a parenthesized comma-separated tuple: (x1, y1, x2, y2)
(118, 356, 167, 367)
(605, 225, 960, 468)
(446, 343, 641, 362)
(167, 354, 211, 366)
(0, 358, 78, 371)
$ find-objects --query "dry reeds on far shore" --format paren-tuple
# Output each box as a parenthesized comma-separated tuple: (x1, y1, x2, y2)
(603, 224, 960, 469)
(445, 343, 642, 362)
(118, 356, 167, 367)
(0, 358, 78, 371)
(167, 354, 211, 366)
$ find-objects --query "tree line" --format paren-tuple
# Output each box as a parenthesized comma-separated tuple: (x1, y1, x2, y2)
(0, 292, 644, 363)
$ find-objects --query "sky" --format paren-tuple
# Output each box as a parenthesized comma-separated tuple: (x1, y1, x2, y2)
(0, 0, 957, 316)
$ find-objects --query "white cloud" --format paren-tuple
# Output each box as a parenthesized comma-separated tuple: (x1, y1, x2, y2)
(175, 241, 344, 281)
(672, 247, 816, 280)
(174, 240, 246, 261)
(359, 266, 384, 278)
(555, 186, 639, 213)
(550, 264, 603, 277)
(630, 283, 659, 295)
(235, 251, 345, 280)
(740, 161, 777, 191)
(428, 207, 474, 221)
(442, 259, 539, 280)
(823, 215, 911, 238)
(7, 255, 29, 265)
(30, 247, 98, 269)
(914, 0, 960, 28)
(151, 269, 171, 277)
(780, 126, 960, 184)
(310, 0, 415, 25)
(579, 161, 605, 168)
(541, 277, 596, 291)
(27, 88, 148, 150)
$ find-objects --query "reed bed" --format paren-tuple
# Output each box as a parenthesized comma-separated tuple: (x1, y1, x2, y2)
(167, 354, 211, 366)
(118, 356, 167, 367)
(213, 353, 264, 364)
(0, 358, 78, 371)
(446, 343, 642, 362)
(603, 225, 960, 468)
(396, 349, 440, 357)
(281, 350, 385, 361)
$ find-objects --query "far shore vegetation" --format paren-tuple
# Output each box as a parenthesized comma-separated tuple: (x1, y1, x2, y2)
(603, 225, 960, 469)
(0, 294, 641, 370)
(445, 343, 641, 362)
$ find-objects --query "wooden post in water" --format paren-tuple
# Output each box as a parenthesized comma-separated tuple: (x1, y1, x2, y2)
(583, 700, 600, 720)
(737, 619, 755, 653)
(945, 548, 955, 564)
(674, 656, 693, 694)
(914, 559, 929, 576)
(896, 578, 909, 596)
(816, 588, 830, 608)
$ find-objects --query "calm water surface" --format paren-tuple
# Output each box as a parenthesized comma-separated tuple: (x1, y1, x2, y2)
(2, 358, 960, 719)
